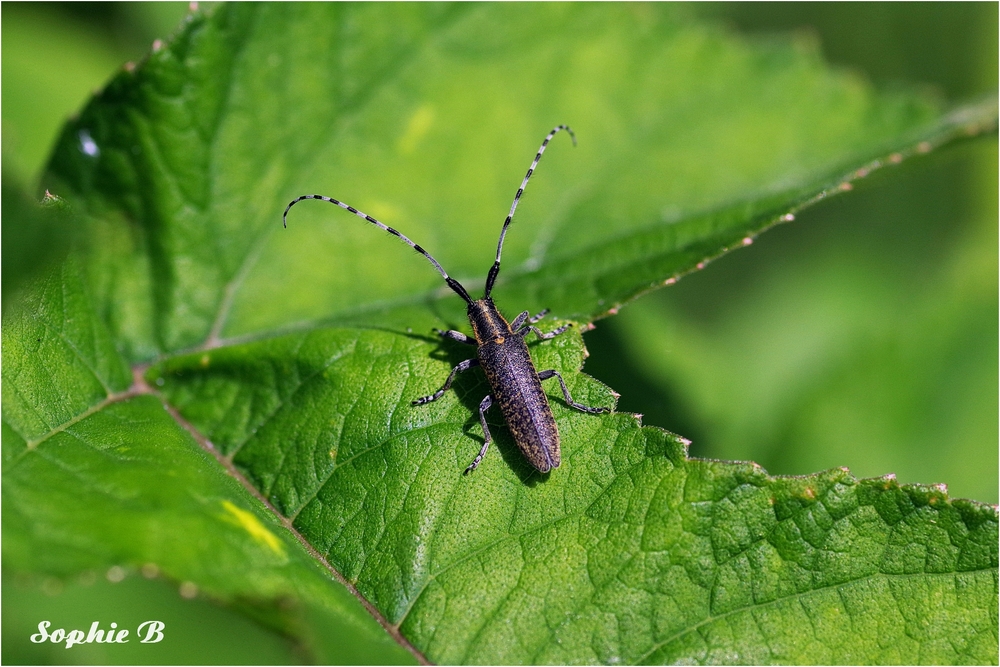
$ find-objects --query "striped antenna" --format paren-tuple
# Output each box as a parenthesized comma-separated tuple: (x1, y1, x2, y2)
(283, 194, 473, 305)
(483, 125, 576, 297)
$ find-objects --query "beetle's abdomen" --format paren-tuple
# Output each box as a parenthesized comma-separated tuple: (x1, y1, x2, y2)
(478, 337, 560, 472)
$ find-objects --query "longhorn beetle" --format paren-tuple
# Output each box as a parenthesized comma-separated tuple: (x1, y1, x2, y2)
(283, 125, 610, 474)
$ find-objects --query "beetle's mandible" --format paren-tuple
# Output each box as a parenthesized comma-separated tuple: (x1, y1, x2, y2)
(283, 125, 610, 474)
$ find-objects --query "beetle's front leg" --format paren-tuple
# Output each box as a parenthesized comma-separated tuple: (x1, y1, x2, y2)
(412, 358, 480, 405)
(528, 308, 549, 323)
(512, 308, 551, 331)
(464, 394, 494, 475)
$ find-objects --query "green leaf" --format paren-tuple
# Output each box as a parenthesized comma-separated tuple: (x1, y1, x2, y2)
(2, 260, 414, 664)
(41, 4, 997, 355)
(148, 322, 999, 664)
(5, 3, 997, 664)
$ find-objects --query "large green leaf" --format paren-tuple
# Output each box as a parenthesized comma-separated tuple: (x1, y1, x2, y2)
(4, 4, 997, 664)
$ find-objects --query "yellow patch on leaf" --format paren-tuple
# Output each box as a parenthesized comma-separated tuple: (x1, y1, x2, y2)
(220, 500, 287, 559)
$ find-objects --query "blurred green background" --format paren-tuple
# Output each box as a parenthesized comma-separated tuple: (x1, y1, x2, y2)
(583, 2, 998, 506)
(3, 2, 996, 664)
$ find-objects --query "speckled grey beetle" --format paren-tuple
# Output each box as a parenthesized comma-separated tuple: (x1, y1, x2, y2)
(284, 125, 610, 474)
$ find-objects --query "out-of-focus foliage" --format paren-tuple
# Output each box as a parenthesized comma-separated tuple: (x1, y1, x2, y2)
(1, 2, 189, 183)
(2, 3, 996, 665)
(3, 572, 300, 665)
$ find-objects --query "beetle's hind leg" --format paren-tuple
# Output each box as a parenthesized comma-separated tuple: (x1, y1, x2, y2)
(412, 358, 480, 405)
(538, 369, 610, 414)
(434, 328, 476, 345)
(464, 395, 494, 475)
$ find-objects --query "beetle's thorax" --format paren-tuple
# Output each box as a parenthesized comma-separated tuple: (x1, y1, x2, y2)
(468, 297, 512, 344)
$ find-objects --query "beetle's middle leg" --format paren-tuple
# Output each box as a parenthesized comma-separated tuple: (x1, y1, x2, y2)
(538, 369, 610, 414)
(412, 358, 480, 405)
(464, 394, 494, 475)
(434, 328, 476, 345)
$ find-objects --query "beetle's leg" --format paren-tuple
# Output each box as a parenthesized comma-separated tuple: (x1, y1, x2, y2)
(434, 328, 476, 345)
(464, 395, 494, 474)
(529, 309, 549, 323)
(510, 310, 531, 331)
(519, 323, 573, 339)
(412, 358, 480, 405)
(538, 369, 610, 414)
(513, 309, 552, 333)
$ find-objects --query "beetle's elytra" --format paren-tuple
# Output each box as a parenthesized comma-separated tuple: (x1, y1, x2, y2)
(284, 125, 610, 474)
